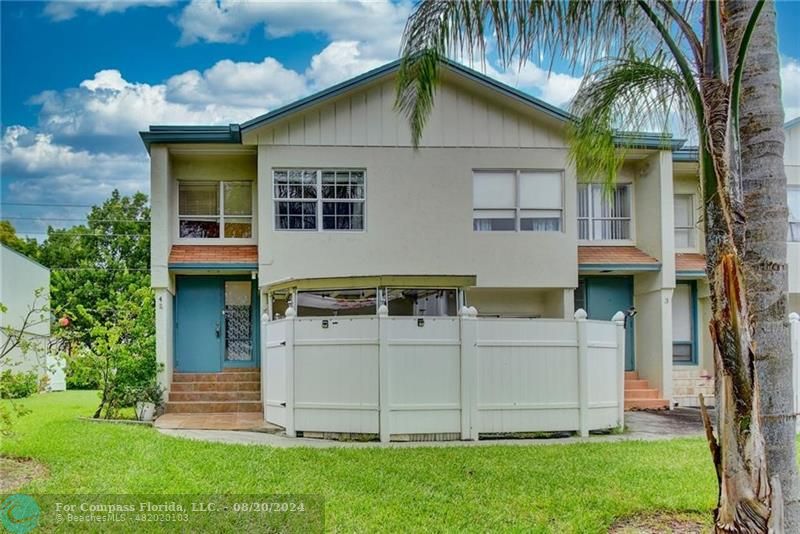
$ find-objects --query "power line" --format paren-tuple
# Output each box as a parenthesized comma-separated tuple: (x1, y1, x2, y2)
(1, 202, 98, 208)
(17, 233, 150, 237)
(4, 217, 150, 223)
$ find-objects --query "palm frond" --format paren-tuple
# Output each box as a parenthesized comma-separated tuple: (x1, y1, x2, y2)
(568, 50, 692, 188)
(396, 0, 698, 148)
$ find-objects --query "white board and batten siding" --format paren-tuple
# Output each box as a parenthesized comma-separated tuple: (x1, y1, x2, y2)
(251, 78, 564, 149)
(263, 310, 626, 441)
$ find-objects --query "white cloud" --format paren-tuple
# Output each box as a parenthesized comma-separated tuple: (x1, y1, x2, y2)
(1, 126, 148, 208)
(44, 0, 174, 21)
(305, 41, 384, 90)
(175, 0, 411, 59)
(488, 62, 582, 107)
(781, 57, 800, 123)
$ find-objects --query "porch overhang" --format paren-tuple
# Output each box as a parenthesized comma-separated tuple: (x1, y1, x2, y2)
(578, 246, 661, 274)
(265, 274, 478, 293)
(168, 245, 258, 271)
(676, 252, 707, 279)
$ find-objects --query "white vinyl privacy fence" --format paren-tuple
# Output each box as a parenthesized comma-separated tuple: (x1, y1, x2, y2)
(263, 307, 626, 442)
(792, 313, 800, 424)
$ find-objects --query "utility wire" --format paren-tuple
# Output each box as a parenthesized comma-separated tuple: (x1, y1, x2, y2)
(1, 202, 98, 208)
(3, 217, 150, 223)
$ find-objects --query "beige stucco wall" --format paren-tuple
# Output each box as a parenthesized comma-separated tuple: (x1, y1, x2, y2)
(465, 287, 570, 318)
(257, 145, 578, 289)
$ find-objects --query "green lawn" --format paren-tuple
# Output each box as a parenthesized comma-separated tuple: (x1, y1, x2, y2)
(1, 391, 720, 532)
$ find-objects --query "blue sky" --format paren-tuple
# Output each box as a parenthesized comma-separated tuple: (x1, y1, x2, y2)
(2, 0, 800, 237)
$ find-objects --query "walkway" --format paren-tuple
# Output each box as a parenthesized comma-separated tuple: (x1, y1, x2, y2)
(155, 408, 714, 449)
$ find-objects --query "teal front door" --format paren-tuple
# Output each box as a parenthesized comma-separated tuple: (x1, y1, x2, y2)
(175, 276, 259, 372)
(580, 276, 635, 371)
(175, 276, 223, 372)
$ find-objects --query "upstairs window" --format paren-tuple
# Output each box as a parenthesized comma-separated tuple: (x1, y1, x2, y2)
(472, 170, 563, 232)
(273, 169, 365, 231)
(578, 184, 631, 241)
(789, 186, 800, 242)
(674, 194, 697, 249)
(178, 181, 253, 239)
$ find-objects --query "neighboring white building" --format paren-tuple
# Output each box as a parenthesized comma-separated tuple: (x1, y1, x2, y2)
(0, 244, 63, 391)
(141, 60, 800, 429)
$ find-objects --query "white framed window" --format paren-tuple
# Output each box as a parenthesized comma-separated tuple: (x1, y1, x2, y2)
(674, 194, 697, 249)
(789, 185, 800, 242)
(472, 170, 563, 232)
(273, 169, 365, 231)
(577, 183, 632, 241)
(178, 181, 253, 239)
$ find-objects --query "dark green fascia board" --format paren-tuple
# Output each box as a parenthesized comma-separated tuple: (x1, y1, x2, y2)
(579, 263, 662, 272)
(239, 58, 574, 133)
(139, 124, 241, 153)
(169, 262, 257, 271)
(785, 116, 800, 130)
(613, 132, 686, 151)
(141, 58, 683, 152)
(673, 147, 699, 162)
(676, 270, 706, 278)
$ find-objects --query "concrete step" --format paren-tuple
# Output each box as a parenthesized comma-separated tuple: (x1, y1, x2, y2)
(624, 388, 660, 399)
(169, 391, 261, 402)
(625, 398, 669, 410)
(165, 400, 263, 414)
(171, 381, 260, 392)
(624, 371, 639, 380)
(624, 379, 649, 389)
(173, 371, 260, 383)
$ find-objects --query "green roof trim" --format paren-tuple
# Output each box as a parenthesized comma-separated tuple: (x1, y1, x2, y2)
(168, 262, 257, 271)
(579, 263, 662, 272)
(239, 58, 574, 132)
(673, 147, 699, 162)
(140, 58, 684, 152)
(139, 124, 241, 152)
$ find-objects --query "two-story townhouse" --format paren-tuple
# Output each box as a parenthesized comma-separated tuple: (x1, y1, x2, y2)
(668, 117, 800, 407)
(142, 59, 695, 422)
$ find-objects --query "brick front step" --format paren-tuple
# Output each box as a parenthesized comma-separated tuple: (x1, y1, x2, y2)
(173, 371, 260, 383)
(625, 399, 669, 410)
(624, 379, 649, 389)
(624, 371, 639, 380)
(165, 400, 263, 414)
(169, 391, 261, 402)
(171, 381, 260, 392)
(624, 388, 660, 399)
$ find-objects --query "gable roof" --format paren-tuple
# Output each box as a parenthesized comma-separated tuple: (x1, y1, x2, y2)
(140, 58, 684, 152)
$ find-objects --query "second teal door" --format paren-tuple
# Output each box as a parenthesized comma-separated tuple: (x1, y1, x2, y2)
(581, 276, 635, 371)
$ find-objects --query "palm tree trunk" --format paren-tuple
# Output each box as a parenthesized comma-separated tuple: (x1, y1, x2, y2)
(697, 5, 776, 528)
(726, 1, 800, 529)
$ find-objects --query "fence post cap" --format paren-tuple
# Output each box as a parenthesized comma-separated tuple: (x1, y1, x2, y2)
(612, 311, 625, 324)
(377, 304, 389, 317)
(790, 312, 800, 322)
(459, 306, 470, 316)
(467, 306, 478, 317)
(574, 308, 587, 320)
(261, 313, 270, 323)
(285, 306, 297, 318)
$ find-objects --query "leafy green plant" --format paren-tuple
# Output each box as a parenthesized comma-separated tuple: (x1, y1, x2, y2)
(0, 370, 39, 399)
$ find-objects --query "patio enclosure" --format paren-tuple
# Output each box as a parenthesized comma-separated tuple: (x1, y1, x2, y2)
(263, 307, 626, 442)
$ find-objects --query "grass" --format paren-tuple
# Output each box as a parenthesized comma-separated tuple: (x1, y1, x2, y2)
(0, 391, 723, 532)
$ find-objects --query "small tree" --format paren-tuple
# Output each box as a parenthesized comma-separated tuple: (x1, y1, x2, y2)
(57, 285, 156, 419)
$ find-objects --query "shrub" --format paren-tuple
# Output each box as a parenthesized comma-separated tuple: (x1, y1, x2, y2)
(65, 353, 100, 390)
(0, 370, 39, 399)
